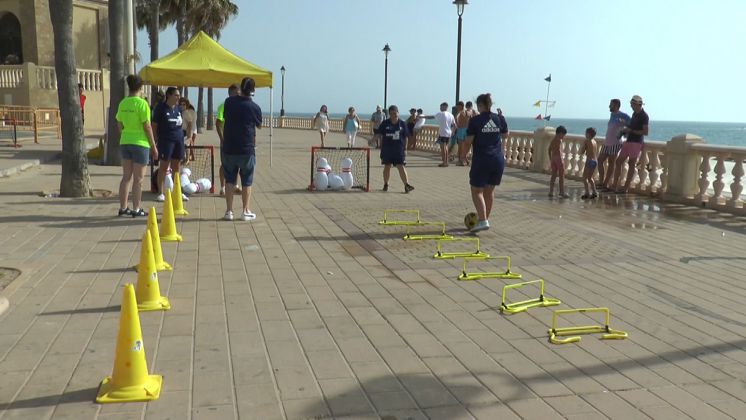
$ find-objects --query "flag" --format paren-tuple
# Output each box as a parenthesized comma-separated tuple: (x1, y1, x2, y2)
(533, 100, 541, 107)
(535, 114, 543, 120)
(544, 74, 552, 83)
(544, 115, 552, 121)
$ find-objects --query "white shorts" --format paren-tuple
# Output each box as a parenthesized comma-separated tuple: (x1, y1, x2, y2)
(346, 131, 357, 146)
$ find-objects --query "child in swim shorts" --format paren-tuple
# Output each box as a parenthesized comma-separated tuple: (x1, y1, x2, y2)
(548, 126, 569, 198)
(580, 127, 599, 199)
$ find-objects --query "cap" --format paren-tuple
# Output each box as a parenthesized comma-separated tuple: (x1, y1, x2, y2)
(631, 95, 644, 105)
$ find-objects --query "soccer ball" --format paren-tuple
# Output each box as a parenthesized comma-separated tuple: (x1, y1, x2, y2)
(464, 212, 478, 230)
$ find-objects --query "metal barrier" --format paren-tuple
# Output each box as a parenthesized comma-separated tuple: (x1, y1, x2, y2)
(0, 118, 20, 148)
(0, 106, 61, 143)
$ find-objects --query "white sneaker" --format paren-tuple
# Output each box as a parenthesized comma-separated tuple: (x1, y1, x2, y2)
(224, 211, 234, 221)
(470, 220, 490, 232)
(155, 193, 165, 202)
(182, 193, 189, 202)
(241, 211, 256, 221)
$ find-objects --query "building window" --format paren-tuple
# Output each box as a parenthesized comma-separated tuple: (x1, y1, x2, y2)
(0, 12, 23, 64)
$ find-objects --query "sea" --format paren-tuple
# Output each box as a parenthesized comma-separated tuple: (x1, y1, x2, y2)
(279, 113, 746, 147)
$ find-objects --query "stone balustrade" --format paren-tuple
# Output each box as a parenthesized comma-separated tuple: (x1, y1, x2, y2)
(0, 65, 24, 88)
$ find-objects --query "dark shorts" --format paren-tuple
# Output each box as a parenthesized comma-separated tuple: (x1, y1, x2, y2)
(470, 159, 505, 187)
(438, 136, 450, 144)
(381, 147, 406, 166)
(120, 144, 150, 165)
(158, 140, 184, 161)
(585, 159, 598, 170)
(223, 154, 256, 187)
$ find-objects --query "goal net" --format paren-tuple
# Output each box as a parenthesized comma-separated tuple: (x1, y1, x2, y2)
(308, 146, 370, 192)
(150, 145, 215, 193)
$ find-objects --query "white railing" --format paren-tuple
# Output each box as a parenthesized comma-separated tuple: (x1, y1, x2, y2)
(691, 144, 746, 210)
(36, 66, 58, 90)
(77, 68, 103, 91)
(504, 130, 534, 170)
(0, 65, 24, 88)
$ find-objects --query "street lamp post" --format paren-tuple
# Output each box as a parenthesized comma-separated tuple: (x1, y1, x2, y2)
(382, 44, 391, 113)
(280, 65, 286, 117)
(453, 0, 468, 105)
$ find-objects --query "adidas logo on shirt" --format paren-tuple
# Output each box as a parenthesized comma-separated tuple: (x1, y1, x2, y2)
(482, 119, 500, 133)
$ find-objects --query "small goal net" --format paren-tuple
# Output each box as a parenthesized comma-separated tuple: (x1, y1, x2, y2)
(150, 145, 215, 193)
(308, 146, 370, 192)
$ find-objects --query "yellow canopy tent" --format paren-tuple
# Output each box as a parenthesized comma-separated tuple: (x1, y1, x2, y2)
(139, 31, 272, 88)
(139, 31, 277, 163)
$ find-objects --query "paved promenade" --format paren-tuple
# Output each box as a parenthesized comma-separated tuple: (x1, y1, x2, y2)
(1, 127, 746, 420)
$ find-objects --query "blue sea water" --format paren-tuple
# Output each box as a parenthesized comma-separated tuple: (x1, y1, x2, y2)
(280, 112, 746, 147)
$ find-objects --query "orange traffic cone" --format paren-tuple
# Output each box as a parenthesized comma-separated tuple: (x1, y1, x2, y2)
(160, 190, 183, 242)
(96, 283, 163, 403)
(146, 207, 172, 271)
(171, 173, 189, 217)
(135, 230, 171, 312)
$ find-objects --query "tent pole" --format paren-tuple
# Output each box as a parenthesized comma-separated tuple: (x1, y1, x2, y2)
(269, 87, 273, 167)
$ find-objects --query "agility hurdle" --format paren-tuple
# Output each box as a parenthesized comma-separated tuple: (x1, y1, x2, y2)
(500, 279, 560, 314)
(458, 256, 522, 281)
(433, 237, 489, 259)
(548, 307, 628, 344)
(403, 222, 454, 241)
(378, 209, 424, 226)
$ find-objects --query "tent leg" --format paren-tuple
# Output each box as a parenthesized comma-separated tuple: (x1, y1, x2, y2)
(269, 87, 273, 167)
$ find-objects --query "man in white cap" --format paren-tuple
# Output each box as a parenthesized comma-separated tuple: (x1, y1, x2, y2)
(610, 95, 649, 193)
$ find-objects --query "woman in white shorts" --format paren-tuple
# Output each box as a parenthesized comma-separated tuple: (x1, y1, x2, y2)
(312, 105, 330, 147)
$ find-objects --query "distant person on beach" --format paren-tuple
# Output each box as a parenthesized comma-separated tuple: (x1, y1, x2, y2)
(115, 75, 157, 218)
(343, 107, 362, 147)
(455, 101, 470, 166)
(411, 108, 426, 150)
(179, 97, 197, 161)
(465, 101, 478, 118)
(370, 105, 385, 148)
(496, 108, 509, 154)
(376, 105, 414, 193)
(548, 125, 569, 198)
(580, 127, 599, 199)
(312, 105, 330, 147)
(465, 93, 505, 232)
(152, 86, 185, 203)
(216, 84, 240, 195)
(610, 95, 649, 194)
(599, 99, 631, 191)
(422, 102, 456, 167)
(78, 83, 86, 125)
(406, 108, 417, 150)
(222, 77, 262, 221)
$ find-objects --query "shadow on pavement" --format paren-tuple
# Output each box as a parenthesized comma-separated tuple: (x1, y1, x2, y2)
(39, 305, 120, 316)
(0, 387, 98, 410)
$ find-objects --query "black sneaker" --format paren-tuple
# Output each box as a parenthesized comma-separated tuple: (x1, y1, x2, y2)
(131, 208, 146, 218)
(404, 184, 415, 193)
(118, 207, 132, 217)
(382, 184, 388, 192)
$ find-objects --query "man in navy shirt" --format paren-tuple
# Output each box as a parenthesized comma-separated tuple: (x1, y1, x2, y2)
(222, 77, 262, 221)
(465, 93, 505, 232)
(610, 95, 649, 193)
(151, 87, 184, 201)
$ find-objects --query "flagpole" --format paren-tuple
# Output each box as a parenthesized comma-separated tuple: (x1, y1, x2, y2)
(544, 74, 551, 126)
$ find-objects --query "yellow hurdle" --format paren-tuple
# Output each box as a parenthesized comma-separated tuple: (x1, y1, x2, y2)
(458, 256, 522, 281)
(433, 237, 489, 259)
(548, 307, 628, 345)
(378, 209, 425, 225)
(500, 279, 560, 314)
(403, 221, 453, 241)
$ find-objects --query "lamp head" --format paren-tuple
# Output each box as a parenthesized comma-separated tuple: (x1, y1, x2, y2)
(382, 43, 391, 57)
(280, 66, 285, 75)
(453, 0, 468, 16)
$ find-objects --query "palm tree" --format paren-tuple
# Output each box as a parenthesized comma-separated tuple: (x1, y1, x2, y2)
(49, 0, 92, 196)
(185, 0, 238, 131)
(135, 0, 172, 102)
(106, 0, 126, 166)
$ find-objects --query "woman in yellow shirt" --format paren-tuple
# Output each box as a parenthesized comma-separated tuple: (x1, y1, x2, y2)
(116, 75, 158, 217)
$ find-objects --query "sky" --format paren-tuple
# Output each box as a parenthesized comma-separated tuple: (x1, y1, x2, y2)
(136, 0, 746, 123)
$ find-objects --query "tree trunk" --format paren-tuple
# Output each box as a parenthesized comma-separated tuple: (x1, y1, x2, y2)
(148, 0, 160, 104)
(106, 0, 125, 166)
(206, 87, 213, 130)
(176, 0, 185, 96)
(196, 87, 204, 133)
(50, 0, 92, 196)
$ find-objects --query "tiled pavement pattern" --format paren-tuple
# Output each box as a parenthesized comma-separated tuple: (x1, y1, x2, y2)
(1, 128, 746, 420)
